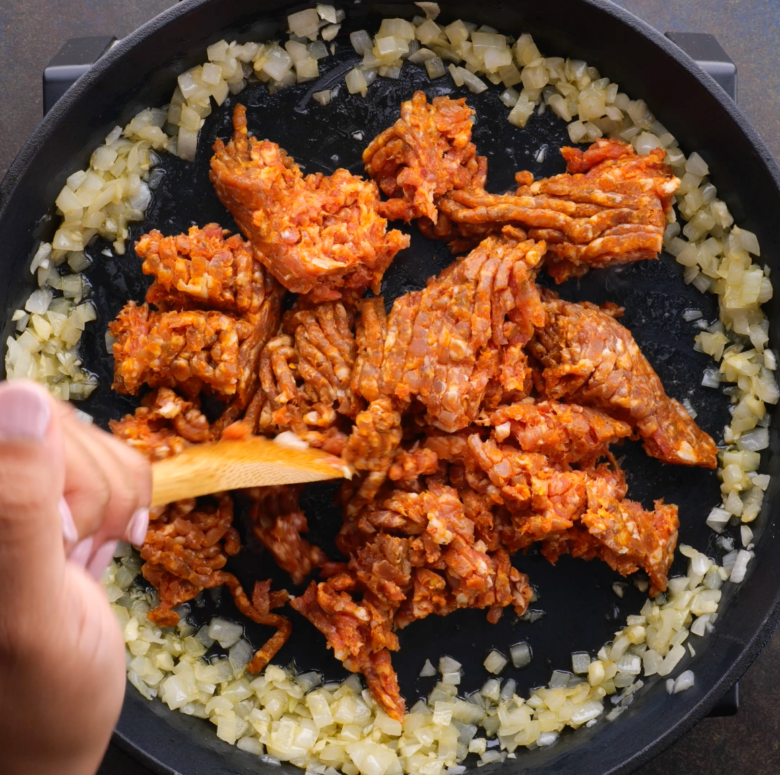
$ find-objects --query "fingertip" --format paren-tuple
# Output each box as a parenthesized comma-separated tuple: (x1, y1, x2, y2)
(125, 507, 150, 547)
(87, 540, 118, 581)
(69, 536, 94, 568)
(59, 497, 78, 545)
(0, 380, 52, 440)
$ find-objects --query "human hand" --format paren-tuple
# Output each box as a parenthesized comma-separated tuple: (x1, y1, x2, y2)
(0, 381, 151, 775)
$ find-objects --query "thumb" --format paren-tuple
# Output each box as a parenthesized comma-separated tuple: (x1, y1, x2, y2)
(0, 381, 67, 619)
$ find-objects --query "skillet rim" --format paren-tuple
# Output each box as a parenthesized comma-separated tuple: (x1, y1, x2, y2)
(1, 1, 779, 773)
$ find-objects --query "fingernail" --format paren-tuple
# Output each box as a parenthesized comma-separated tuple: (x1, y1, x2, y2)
(69, 536, 93, 567)
(59, 497, 78, 545)
(88, 540, 118, 581)
(125, 508, 149, 547)
(0, 383, 51, 440)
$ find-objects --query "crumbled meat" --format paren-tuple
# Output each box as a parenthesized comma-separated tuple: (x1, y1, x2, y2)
(291, 579, 405, 720)
(343, 398, 404, 472)
(363, 91, 487, 223)
(481, 400, 633, 464)
(137, 223, 281, 320)
(210, 104, 410, 301)
(388, 446, 440, 482)
(282, 300, 359, 417)
(530, 296, 718, 468)
(110, 387, 210, 460)
(378, 230, 547, 431)
(110, 302, 249, 398)
(541, 497, 679, 597)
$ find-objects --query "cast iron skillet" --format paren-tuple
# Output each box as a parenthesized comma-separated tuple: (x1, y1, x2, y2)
(1, 1, 779, 774)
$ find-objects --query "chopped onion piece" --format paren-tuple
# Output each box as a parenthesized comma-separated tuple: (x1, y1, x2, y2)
(345, 67, 368, 96)
(673, 670, 695, 694)
(419, 659, 436, 678)
(424, 57, 446, 79)
(316, 4, 338, 23)
(288, 8, 320, 39)
(321, 24, 340, 42)
(439, 655, 461, 674)
(177, 127, 199, 162)
(25, 289, 53, 315)
(460, 69, 488, 94)
(571, 652, 590, 674)
(350, 30, 373, 55)
(738, 427, 769, 451)
(729, 549, 752, 583)
(207, 617, 243, 648)
(483, 650, 507, 674)
(415, 2, 440, 19)
(510, 641, 532, 668)
(685, 152, 710, 176)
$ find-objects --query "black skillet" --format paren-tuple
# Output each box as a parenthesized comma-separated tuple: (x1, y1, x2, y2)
(1, 1, 779, 774)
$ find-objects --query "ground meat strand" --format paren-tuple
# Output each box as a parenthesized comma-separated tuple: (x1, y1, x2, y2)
(351, 297, 388, 404)
(141, 496, 292, 669)
(249, 486, 327, 585)
(290, 580, 405, 720)
(530, 296, 718, 468)
(141, 497, 240, 625)
(363, 91, 487, 223)
(434, 139, 679, 282)
(283, 301, 359, 418)
(211, 104, 410, 302)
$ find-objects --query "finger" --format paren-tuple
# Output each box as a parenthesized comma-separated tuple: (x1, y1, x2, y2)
(60, 429, 112, 542)
(58, 414, 151, 576)
(0, 381, 66, 615)
(77, 421, 152, 543)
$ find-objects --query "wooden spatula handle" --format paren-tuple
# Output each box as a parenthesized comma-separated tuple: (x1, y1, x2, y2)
(151, 437, 348, 507)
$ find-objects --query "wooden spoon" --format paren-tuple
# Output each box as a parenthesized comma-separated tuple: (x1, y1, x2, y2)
(151, 436, 349, 507)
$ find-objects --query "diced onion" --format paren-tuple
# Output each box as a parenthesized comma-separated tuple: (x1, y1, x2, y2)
(728, 549, 752, 583)
(438, 656, 461, 674)
(483, 650, 507, 674)
(425, 57, 446, 80)
(345, 67, 368, 95)
(288, 8, 321, 39)
(207, 617, 243, 648)
(510, 642, 532, 668)
(419, 659, 437, 678)
(571, 652, 590, 674)
(350, 30, 373, 55)
(673, 670, 695, 694)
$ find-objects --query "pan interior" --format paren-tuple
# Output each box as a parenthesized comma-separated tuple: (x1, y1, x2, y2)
(7, 2, 778, 775)
(79, 31, 734, 774)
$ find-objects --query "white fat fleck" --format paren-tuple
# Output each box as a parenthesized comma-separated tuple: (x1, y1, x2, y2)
(273, 431, 309, 450)
(494, 421, 511, 442)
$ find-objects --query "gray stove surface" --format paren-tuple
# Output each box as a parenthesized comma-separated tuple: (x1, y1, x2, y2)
(0, 1, 779, 774)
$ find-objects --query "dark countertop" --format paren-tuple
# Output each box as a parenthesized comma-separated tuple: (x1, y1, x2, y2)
(1, 1, 779, 774)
